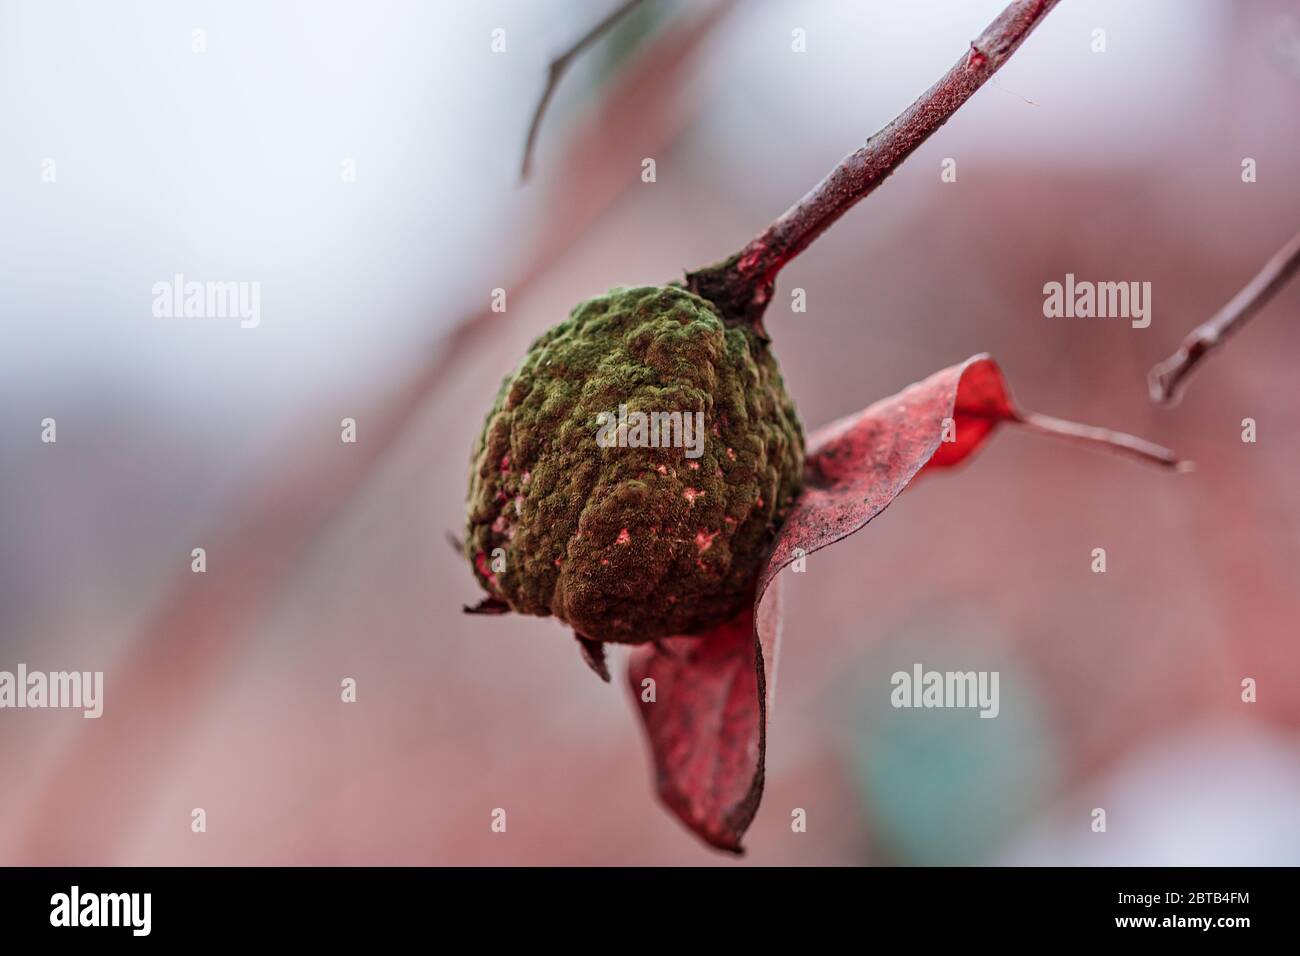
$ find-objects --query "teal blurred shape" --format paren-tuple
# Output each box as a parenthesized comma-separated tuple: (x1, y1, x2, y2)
(844, 630, 1060, 865)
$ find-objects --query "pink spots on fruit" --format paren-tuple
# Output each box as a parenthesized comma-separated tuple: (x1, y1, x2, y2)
(688, 461, 700, 470)
(500, 454, 511, 472)
(474, 551, 498, 586)
(615, 528, 631, 545)
(521, 470, 531, 485)
(694, 528, 719, 552)
(726, 447, 736, 461)
(656, 464, 668, 476)
(683, 487, 704, 506)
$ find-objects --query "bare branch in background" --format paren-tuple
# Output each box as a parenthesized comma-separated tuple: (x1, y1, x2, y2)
(686, 0, 1061, 337)
(1148, 226, 1300, 405)
(520, 0, 645, 181)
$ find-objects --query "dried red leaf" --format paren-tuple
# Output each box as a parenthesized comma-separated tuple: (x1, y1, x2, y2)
(629, 354, 1180, 852)
(627, 580, 780, 853)
(762, 353, 1179, 588)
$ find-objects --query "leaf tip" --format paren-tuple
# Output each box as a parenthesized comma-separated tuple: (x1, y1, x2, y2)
(463, 596, 510, 616)
(575, 634, 611, 682)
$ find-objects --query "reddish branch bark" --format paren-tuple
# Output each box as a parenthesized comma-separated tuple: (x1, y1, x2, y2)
(686, 0, 1061, 336)
(1148, 226, 1300, 405)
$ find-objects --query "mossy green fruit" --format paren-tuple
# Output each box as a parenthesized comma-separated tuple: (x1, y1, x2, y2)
(464, 285, 804, 644)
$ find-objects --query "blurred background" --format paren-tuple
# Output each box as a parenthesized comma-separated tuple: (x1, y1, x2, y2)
(2, 0, 1299, 865)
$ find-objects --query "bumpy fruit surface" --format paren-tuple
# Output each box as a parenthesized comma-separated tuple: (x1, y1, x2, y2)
(464, 285, 804, 644)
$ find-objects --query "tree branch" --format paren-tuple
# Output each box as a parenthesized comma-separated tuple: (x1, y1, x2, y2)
(686, 0, 1061, 336)
(1148, 226, 1300, 405)
(520, 0, 645, 181)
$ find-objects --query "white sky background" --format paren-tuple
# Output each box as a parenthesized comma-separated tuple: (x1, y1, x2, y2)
(0, 0, 1224, 453)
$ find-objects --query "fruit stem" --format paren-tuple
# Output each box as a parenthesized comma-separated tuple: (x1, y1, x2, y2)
(686, 0, 1061, 334)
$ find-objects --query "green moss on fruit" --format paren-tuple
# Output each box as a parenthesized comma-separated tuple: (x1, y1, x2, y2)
(464, 285, 803, 644)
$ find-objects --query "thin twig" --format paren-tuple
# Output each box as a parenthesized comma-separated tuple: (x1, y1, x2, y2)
(1148, 226, 1300, 405)
(520, 0, 645, 181)
(686, 0, 1061, 336)
(1017, 411, 1186, 471)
